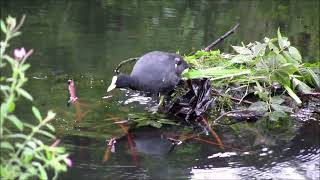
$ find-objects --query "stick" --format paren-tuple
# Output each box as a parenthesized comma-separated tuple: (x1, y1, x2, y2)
(203, 23, 240, 51)
(211, 92, 253, 104)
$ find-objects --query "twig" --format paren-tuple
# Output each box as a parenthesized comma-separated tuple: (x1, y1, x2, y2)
(203, 23, 240, 51)
(301, 92, 320, 98)
(212, 92, 253, 104)
(193, 137, 242, 151)
(213, 112, 229, 125)
(200, 116, 224, 149)
(239, 82, 250, 104)
(114, 57, 139, 74)
(213, 109, 262, 125)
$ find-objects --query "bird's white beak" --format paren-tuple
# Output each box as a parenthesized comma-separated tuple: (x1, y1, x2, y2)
(107, 76, 118, 92)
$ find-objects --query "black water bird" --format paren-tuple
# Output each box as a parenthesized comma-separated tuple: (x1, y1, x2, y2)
(107, 51, 189, 96)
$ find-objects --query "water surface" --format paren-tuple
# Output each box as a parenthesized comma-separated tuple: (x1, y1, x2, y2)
(1, 0, 319, 179)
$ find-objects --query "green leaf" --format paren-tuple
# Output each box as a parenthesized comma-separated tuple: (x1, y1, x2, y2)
(6, 134, 28, 139)
(269, 111, 287, 121)
(33, 162, 48, 180)
(270, 96, 284, 105)
(11, 31, 21, 38)
(37, 129, 55, 139)
(182, 67, 251, 80)
(3, 55, 16, 65)
(230, 55, 251, 64)
(252, 42, 267, 57)
(150, 121, 162, 128)
(7, 102, 15, 113)
(277, 28, 290, 50)
(304, 68, 320, 88)
(26, 141, 37, 149)
(248, 101, 268, 112)
(271, 69, 290, 86)
(283, 51, 299, 64)
(21, 64, 30, 72)
(276, 54, 288, 64)
(7, 115, 23, 131)
(288, 46, 302, 62)
(0, 141, 14, 150)
(0, 20, 7, 33)
(17, 88, 33, 101)
(284, 85, 302, 105)
(292, 77, 312, 93)
(158, 119, 178, 125)
(268, 42, 280, 54)
(231, 45, 252, 55)
(23, 154, 33, 164)
(46, 124, 55, 131)
(32, 106, 42, 122)
(271, 104, 292, 113)
(279, 63, 298, 74)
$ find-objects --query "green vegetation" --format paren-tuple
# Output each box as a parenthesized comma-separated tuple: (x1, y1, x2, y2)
(0, 15, 70, 180)
(182, 29, 319, 122)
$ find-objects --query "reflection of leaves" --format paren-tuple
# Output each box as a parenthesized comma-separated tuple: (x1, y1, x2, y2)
(129, 113, 177, 128)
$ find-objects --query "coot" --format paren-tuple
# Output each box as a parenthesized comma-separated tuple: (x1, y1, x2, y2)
(107, 51, 189, 94)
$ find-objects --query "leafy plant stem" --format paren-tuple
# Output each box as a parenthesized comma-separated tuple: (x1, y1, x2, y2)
(284, 85, 302, 105)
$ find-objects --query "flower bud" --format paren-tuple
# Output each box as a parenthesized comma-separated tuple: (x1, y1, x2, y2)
(6, 16, 16, 31)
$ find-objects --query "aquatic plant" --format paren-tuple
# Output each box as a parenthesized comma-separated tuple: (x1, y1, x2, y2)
(0, 15, 70, 180)
(182, 29, 319, 122)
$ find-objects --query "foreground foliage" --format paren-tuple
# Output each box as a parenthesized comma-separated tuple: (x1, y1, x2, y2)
(0, 15, 70, 180)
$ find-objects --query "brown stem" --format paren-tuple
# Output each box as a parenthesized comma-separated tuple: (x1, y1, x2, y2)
(203, 23, 240, 51)
(212, 92, 253, 104)
(201, 116, 224, 149)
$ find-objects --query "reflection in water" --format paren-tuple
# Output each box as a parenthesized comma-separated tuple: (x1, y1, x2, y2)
(1, 0, 319, 179)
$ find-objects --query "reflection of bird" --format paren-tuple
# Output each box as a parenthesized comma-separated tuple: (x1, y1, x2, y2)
(107, 51, 189, 95)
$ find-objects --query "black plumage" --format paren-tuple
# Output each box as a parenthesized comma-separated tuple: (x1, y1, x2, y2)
(108, 51, 189, 94)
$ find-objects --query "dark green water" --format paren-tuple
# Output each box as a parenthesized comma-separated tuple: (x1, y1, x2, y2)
(1, 0, 319, 179)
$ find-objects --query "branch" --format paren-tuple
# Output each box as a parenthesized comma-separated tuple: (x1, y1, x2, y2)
(211, 91, 253, 104)
(203, 23, 240, 51)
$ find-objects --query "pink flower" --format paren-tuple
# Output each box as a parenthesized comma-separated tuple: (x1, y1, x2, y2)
(13, 47, 26, 60)
(64, 156, 73, 167)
